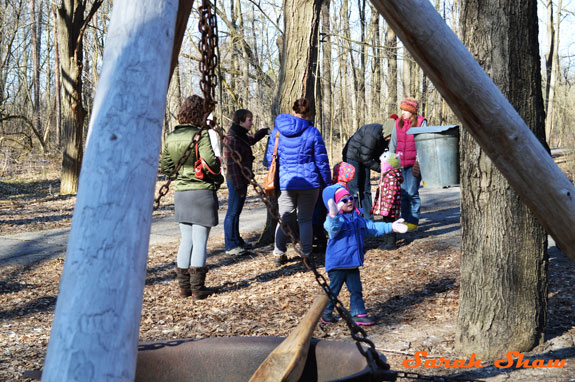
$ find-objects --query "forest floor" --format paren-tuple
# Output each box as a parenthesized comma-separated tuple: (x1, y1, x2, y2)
(1, 157, 575, 382)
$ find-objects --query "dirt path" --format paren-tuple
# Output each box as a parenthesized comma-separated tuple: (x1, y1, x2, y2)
(1, 184, 574, 381)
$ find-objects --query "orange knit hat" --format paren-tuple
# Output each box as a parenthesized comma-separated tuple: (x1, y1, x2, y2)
(400, 97, 419, 114)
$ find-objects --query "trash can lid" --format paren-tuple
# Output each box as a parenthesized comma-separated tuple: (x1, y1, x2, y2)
(406, 124, 459, 135)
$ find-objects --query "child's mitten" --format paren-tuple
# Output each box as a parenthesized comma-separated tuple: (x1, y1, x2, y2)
(392, 218, 408, 233)
(328, 198, 345, 218)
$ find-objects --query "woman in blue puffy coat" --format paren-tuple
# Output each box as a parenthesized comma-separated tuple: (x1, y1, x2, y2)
(266, 98, 332, 266)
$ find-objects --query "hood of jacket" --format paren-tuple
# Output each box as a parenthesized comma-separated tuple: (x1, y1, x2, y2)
(274, 113, 311, 137)
(322, 184, 345, 210)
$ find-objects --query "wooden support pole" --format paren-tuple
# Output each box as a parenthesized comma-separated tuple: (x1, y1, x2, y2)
(370, 0, 575, 262)
(41, 0, 179, 380)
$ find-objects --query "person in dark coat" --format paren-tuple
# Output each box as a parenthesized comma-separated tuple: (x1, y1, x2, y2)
(223, 109, 269, 256)
(342, 122, 393, 220)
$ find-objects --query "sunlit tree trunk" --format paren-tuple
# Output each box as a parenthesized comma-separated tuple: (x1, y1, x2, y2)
(369, 5, 381, 122)
(544, 0, 562, 146)
(259, 0, 321, 245)
(456, 0, 548, 359)
(52, 4, 62, 147)
(320, 0, 332, 141)
(57, 0, 104, 194)
(384, 23, 397, 115)
(30, 0, 46, 151)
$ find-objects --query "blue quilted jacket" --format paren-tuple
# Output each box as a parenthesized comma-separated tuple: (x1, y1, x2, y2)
(322, 184, 393, 272)
(266, 113, 332, 190)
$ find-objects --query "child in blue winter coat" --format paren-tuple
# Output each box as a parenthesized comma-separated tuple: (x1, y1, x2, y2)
(320, 184, 407, 326)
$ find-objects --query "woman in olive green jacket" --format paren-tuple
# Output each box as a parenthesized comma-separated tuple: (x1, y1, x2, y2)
(160, 95, 223, 300)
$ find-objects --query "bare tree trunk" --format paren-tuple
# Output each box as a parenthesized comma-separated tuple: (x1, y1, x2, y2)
(340, 0, 358, 131)
(544, 0, 554, 111)
(385, 23, 397, 115)
(52, 4, 62, 147)
(58, 0, 104, 194)
(320, 0, 332, 138)
(369, 5, 381, 122)
(259, 0, 322, 245)
(545, 0, 562, 146)
(357, 0, 366, 126)
(30, 0, 45, 152)
(456, 0, 548, 359)
(165, 64, 181, 134)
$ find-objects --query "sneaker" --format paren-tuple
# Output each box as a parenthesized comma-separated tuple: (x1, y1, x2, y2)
(321, 312, 338, 324)
(402, 222, 418, 231)
(226, 246, 247, 256)
(274, 254, 287, 266)
(352, 314, 375, 326)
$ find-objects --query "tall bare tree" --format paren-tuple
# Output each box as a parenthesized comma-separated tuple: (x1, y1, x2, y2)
(57, 0, 104, 194)
(319, 0, 332, 139)
(384, 22, 397, 115)
(30, 0, 45, 151)
(368, 5, 381, 121)
(544, 0, 562, 146)
(456, 0, 548, 359)
(259, 0, 322, 245)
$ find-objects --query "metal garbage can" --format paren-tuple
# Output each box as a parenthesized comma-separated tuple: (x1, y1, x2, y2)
(407, 125, 459, 187)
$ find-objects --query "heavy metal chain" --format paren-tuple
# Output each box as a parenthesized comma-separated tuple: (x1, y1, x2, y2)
(154, 0, 219, 211)
(154, 3, 484, 382)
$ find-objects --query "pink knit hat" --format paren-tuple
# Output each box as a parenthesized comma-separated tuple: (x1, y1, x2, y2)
(400, 97, 419, 114)
(334, 187, 351, 203)
(332, 161, 355, 186)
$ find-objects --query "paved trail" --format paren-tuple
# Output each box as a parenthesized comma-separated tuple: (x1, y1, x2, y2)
(0, 187, 463, 266)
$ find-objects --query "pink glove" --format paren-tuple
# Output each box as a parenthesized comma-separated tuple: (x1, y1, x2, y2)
(392, 218, 408, 233)
(327, 198, 346, 218)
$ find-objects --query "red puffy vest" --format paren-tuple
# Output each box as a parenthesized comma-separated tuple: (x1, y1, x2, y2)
(395, 115, 426, 168)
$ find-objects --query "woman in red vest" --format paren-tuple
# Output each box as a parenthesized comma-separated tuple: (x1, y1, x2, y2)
(387, 97, 427, 231)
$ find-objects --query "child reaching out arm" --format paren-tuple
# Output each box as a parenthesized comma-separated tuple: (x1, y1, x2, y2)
(320, 184, 406, 326)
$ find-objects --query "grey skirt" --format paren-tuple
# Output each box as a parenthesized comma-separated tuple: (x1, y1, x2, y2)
(174, 189, 219, 227)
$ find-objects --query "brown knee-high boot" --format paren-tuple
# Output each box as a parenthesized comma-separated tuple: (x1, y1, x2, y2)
(176, 267, 192, 297)
(189, 266, 216, 300)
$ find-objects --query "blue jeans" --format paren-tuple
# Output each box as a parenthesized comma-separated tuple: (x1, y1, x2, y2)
(224, 179, 247, 251)
(346, 159, 373, 220)
(401, 166, 421, 225)
(325, 268, 366, 317)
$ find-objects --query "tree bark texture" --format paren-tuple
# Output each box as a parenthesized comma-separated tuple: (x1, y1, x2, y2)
(544, 0, 562, 145)
(320, 0, 332, 139)
(455, 0, 548, 358)
(384, 24, 397, 116)
(57, 0, 104, 194)
(42, 0, 178, 380)
(275, 0, 321, 116)
(261, 0, 321, 244)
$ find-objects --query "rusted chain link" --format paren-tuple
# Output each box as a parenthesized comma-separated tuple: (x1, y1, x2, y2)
(154, 0, 219, 211)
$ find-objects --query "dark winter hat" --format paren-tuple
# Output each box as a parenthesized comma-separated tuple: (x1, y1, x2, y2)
(400, 97, 419, 114)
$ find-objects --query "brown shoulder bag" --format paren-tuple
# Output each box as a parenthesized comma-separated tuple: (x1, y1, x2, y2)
(264, 131, 280, 195)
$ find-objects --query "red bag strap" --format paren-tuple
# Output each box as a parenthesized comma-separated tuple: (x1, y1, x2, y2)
(195, 132, 221, 176)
